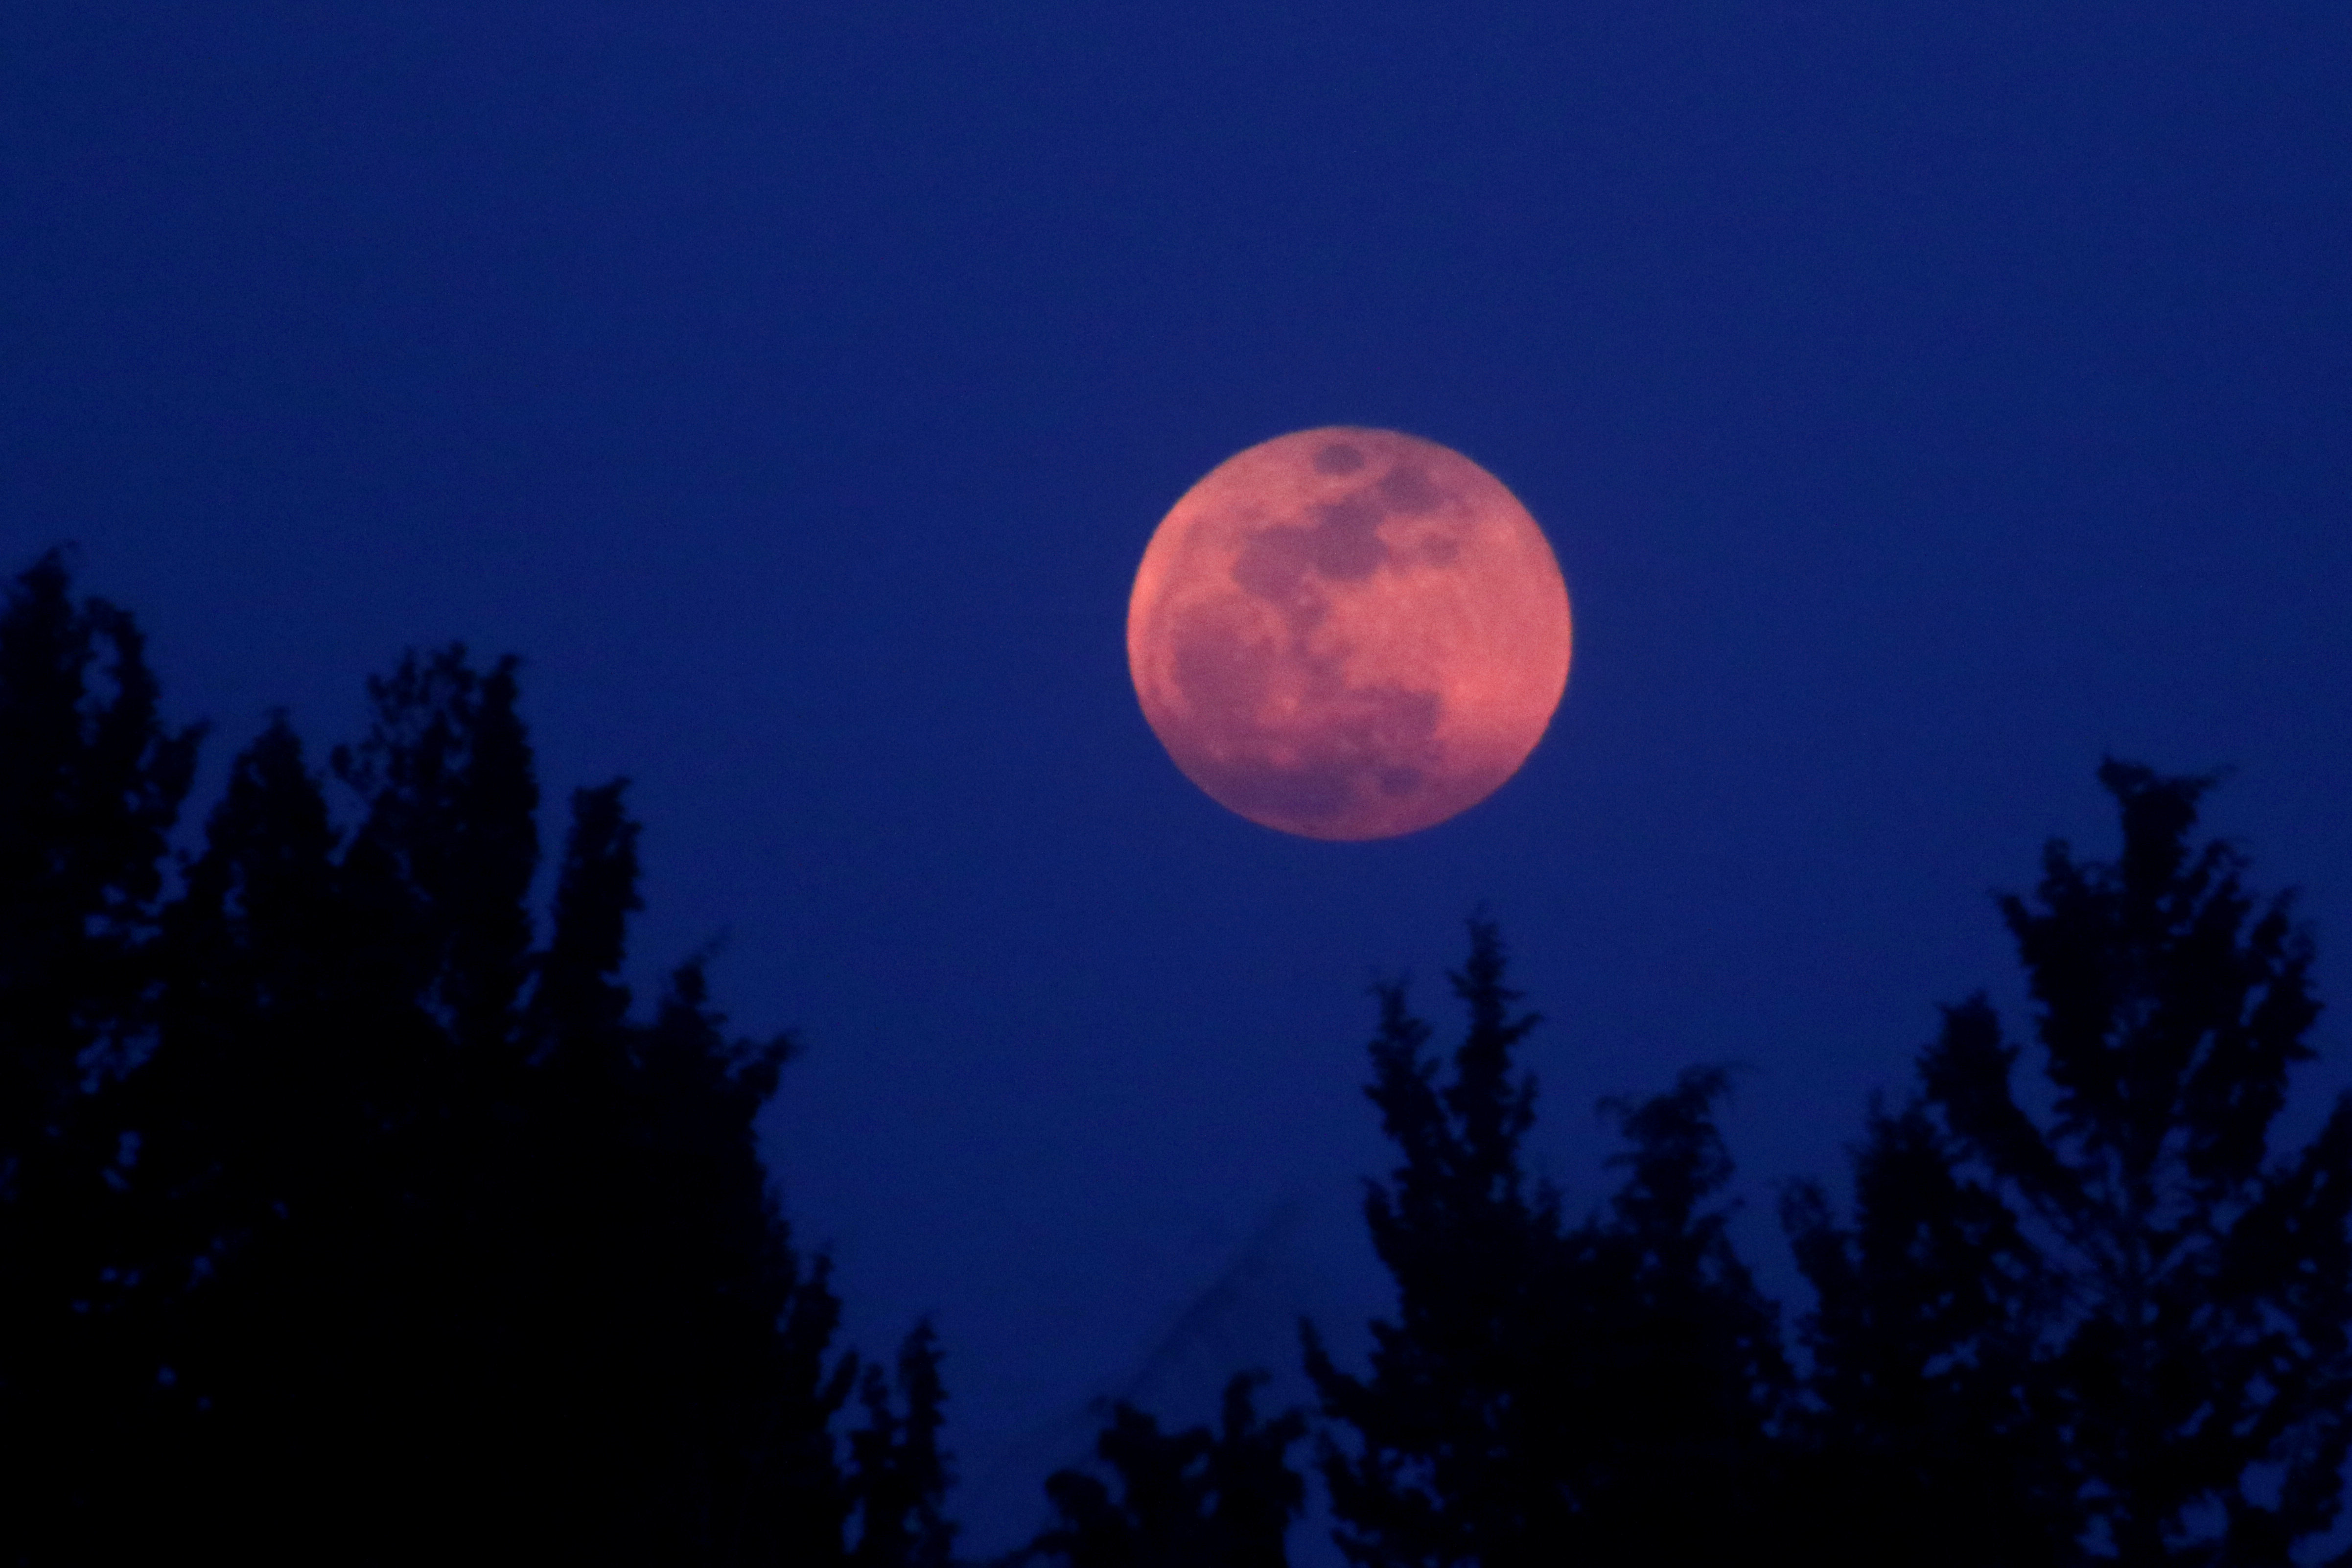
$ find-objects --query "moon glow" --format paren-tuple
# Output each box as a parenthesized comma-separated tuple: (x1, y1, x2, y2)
(1127, 428, 1572, 841)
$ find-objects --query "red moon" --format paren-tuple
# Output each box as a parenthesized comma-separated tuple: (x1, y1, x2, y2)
(1127, 427, 1572, 841)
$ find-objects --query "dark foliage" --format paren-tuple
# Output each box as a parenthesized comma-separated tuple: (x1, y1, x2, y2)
(14, 551, 2352, 1568)
(0, 556, 857, 1564)
(1790, 762, 2352, 1566)
(0, 550, 201, 1555)
(1784, 1097, 2079, 1566)
(1577, 1064, 1793, 1546)
(1014, 1371, 1306, 1568)
(1304, 919, 1789, 1568)
(849, 1318, 960, 1568)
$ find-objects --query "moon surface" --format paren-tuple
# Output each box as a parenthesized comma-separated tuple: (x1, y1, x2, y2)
(1127, 427, 1572, 841)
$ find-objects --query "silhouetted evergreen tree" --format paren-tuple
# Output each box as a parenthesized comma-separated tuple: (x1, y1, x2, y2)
(1015, 1371, 1305, 1568)
(848, 1319, 958, 1568)
(1574, 1065, 1793, 1551)
(0, 554, 869, 1564)
(127, 652, 552, 1555)
(1198, 1373, 1310, 1567)
(1784, 1097, 2079, 1566)
(1793, 762, 2352, 1566)
(1303, 919, 1560, 1567)
(0, 550, 201, 1559)
(1304, 919, 1791, 1568)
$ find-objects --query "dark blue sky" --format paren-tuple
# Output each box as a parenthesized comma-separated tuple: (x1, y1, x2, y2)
(7, 3, 2351, 1556)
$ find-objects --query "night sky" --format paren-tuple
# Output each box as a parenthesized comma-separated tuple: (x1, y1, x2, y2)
(7, 3, 2351, 1557)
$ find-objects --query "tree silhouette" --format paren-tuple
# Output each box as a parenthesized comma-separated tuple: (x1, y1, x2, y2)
(0, 550, 201, 1559)
(1304, 919, 1790, 1568)
(1792, 761, 2352, 1566)
(1784, 1096, 2078, 1565)
(848, 1318, 959, 1568)
(0, 554, 866, 1563)
(1575, 1065, 1792, 1554)
(1302, 919, 1560, 1568)
(23, 547, 2352, 1568)
(1015, 1370, 1306, 1568)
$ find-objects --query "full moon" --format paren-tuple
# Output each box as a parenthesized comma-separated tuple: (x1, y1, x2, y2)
(1127, 427, 1572, 841)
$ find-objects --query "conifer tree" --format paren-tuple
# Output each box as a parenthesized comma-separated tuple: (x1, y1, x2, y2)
(1783, 1096, 2078, 1566)
(1573, 1066, 1791, 1555)
(126, 651, 562, 1553)
(1304, 920, 1790, 1568)
(1017, 1371, 1305, 1568)
(0, 553, 869, 1563)
(1794, 762, 2352, 1566)
(1303, 919, 1560, 1567)
(1200, 1371, 1310, 1567)
(0, 550, 201, 1557)
(848, 1319, 959, 1568)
